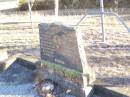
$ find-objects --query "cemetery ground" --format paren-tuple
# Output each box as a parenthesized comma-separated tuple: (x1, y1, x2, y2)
(0, 11, 130, 97)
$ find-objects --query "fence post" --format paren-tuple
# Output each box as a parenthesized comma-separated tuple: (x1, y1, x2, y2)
(100, 0, 105, 42)
(55, 0, 59, 20)
(27, 0, 33, 32)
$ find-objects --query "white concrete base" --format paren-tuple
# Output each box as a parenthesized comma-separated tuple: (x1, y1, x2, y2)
(0, 48, 8, 63)
(84, 86, 94, 97)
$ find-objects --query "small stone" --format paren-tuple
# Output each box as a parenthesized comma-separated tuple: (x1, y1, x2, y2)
(66, 89, 72, 94)
(41, 81, 54, 93)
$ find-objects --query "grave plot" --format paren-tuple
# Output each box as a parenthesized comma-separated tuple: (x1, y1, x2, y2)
(38, 23, 95, 97)
(38, 23, 130, 97)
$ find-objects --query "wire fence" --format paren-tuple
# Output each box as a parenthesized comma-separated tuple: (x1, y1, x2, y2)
(0, 8, 130, 86)
(0, 8, 130, 47)
(1, 8, 130, 15)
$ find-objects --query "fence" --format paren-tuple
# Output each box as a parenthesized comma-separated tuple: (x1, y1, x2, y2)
(0, 9, 130, 49)
(0, 8, 130, 95)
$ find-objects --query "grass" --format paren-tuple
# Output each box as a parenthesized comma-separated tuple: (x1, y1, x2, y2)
(42, 60, 82, 79)
(18, 0, 26, 7)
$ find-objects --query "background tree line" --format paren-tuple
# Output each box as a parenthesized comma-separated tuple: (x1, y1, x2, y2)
(19, 0, 130, 10)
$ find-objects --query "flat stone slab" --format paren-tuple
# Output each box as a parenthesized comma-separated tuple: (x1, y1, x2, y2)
(0, 57, 37, 84)
(105, 87, 130, 97)
(94, 85, 130, 97)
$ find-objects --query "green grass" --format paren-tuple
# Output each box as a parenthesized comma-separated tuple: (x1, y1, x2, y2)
(18, 0, 26, 6)
(42, 60, 82, 79)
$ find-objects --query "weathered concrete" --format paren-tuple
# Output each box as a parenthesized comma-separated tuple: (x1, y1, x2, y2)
(93, 85, 130, 97)
(0, 48, 8, 72)
(0, 48, 8, 62)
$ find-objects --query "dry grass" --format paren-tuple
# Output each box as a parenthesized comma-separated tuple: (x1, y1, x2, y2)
(0, 12, 130, 86)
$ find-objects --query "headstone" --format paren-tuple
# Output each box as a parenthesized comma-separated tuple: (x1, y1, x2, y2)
(39, 23, 82, 71)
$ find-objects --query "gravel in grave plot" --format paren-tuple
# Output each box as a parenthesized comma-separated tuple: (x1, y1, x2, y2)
(0, 60, 36, 84)
(0, 60, 39, 97)
(0, 83, 38, 97)
(0, 60, 78, 97)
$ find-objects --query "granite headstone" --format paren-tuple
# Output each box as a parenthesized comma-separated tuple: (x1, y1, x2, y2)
(39, 23, 82, 71)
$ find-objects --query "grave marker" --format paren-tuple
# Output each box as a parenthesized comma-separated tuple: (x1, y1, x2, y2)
(39, 23, 82, 71)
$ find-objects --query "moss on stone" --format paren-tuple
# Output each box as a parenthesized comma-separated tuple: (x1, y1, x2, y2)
(42, 60, 82, 79)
